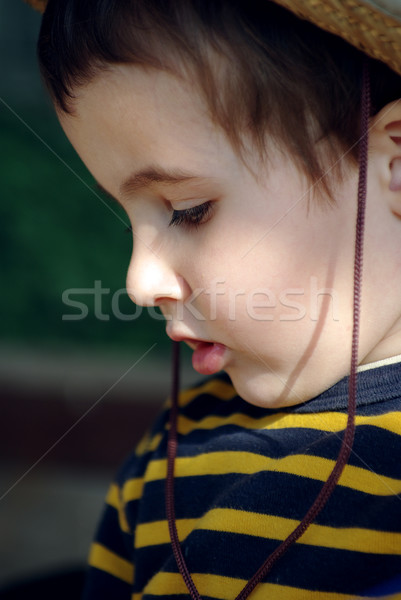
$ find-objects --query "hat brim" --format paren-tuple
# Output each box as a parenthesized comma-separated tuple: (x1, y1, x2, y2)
(24, 0, 401, 75)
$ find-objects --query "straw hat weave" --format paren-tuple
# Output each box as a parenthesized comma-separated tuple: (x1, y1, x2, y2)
(24, 0, 401, 75)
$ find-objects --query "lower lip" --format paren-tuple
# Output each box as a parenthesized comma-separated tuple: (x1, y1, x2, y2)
(192, 342, 227, 375)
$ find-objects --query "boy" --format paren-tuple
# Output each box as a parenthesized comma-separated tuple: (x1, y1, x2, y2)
(27, 0, 401, 597)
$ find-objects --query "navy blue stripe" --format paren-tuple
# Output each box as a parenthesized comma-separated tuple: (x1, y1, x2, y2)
(181, 388, 270, 420)
(175, 425, 340, 458)
(349, 425, 401, 478)
(182, 387, 401, 422)
(127, 472, 321, 522)
(82, 566, 131, 600)
(123, 471, 401, 531)
(362, 573, 401, 597)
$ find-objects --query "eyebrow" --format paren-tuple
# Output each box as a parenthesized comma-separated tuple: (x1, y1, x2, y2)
(119, 167, 203, 198)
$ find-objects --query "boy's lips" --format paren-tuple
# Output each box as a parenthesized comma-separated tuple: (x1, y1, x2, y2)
(166, 329, 227, 375)
(191, 341, 227, 375)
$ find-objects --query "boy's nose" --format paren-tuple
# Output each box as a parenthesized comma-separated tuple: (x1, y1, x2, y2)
(126, 244, 186, 308)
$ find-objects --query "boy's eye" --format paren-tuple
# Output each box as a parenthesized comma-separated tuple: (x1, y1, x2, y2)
(168, 201, 214, 229)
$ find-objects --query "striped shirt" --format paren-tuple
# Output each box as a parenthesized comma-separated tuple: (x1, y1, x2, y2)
(83, 362, 401, 599)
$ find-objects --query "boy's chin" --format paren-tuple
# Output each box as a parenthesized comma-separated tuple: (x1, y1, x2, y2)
(225, 367, 326, 409)
(224, 368, 301, 409)
(228, 362, 352, 409)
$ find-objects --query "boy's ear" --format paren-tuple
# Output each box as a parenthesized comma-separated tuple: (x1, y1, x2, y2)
(370, 100, 401, 217)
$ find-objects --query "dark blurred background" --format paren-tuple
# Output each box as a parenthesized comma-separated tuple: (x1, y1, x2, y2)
(0, 1, 196, 595)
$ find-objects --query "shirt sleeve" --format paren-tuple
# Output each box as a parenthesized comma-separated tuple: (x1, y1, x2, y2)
(81, 403, 170, 599)
(81, 480, 135, 599)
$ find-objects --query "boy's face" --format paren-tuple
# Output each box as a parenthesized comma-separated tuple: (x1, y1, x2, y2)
(59, 66, 375, 407)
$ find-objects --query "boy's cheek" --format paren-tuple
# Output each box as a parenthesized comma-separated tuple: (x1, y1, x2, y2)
(207, 285, 351, 345)
(192, 287, 300, 326)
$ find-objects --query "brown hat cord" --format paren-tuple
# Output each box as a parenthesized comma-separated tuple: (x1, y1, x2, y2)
(166, 63, 371, 600)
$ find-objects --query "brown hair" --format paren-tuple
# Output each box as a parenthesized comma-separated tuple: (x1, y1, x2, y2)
(38, 0, 401, 191)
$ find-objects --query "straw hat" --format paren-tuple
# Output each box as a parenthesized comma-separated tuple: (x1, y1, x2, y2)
(24, 0, 401, 76)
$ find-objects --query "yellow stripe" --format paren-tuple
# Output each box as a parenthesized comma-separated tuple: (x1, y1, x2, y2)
(340, 461, 401, 496)
(121, 477, 144, 502)
(177, 410, 401, 436)
(88, 542, 134, 584)
(359, 411, 401, 437)
(145, 432, 163, 453)
(120, 452, 401, 500)
(134, 393, 172, 457)
(106, 483, 120, 508)
(135, 431, 165, 456)
(133, 386, 401, 472)
(177, 410, 344, 435)
(134, 432, 152, 456)
(135, 518, 196, 548)
(105, 483, 131, 533)
(143, 452, 336, 484)
(136, 408, 401, 461)
(134, 509, 401, 555)
(142, 571, 353, 599)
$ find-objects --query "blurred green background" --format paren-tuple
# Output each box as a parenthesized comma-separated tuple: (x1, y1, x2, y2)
(1, 2, 170, 356)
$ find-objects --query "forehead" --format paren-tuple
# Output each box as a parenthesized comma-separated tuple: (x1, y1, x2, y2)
(70, 65, 206, 126)
(58, 65, 242, 195)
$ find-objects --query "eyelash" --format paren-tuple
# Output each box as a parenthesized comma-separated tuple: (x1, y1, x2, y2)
(168, 201, 214, 229)
(123, 201, 214, 234)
